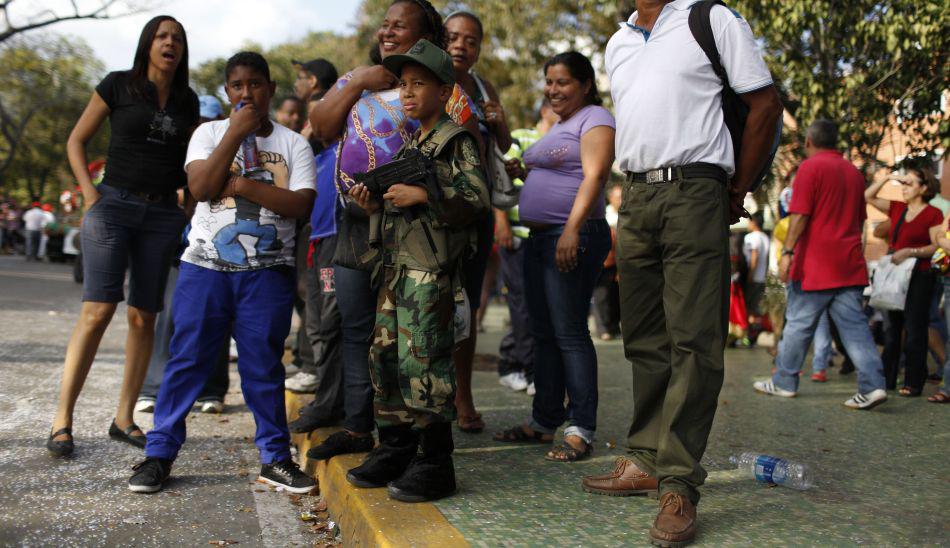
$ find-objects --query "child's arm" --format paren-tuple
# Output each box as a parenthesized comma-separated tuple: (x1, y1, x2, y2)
(309, 66, 398, 142)
(228, 180, 315, 219)
(428, 134, 489, 227)
(187, 105, 261, 201)
(218, 133, 316, 219)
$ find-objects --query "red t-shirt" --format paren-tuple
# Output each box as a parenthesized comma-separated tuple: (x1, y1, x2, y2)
(788, 151, 869, 290)
(888, 201, 943, 271)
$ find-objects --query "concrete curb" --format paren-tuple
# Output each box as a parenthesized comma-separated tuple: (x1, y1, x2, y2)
(286, 391, 470, 547)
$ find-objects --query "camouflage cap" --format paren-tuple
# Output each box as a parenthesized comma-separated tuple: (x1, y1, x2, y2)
(382, 39, 456, 86)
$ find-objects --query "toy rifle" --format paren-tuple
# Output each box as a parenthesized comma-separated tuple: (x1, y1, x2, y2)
(354, 148, 442, 256)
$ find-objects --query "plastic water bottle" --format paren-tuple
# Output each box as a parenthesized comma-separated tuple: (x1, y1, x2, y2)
(236, 101, 263, 175)
(730, 452, 813, 490)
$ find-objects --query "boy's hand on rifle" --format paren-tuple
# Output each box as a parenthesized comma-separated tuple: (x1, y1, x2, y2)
(384, 184, 428, 208)
(348, 184, 380, 214)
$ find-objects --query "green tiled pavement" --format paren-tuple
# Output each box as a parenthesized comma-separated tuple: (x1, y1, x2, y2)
(436, 305, 948, 546)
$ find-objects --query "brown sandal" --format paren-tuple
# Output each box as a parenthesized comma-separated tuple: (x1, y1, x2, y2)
(457, 413, 485, 433)
(545, 440, 593, 462)
(927, 392, 949, 403)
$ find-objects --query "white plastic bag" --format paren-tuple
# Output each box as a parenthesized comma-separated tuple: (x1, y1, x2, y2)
(868, 254, 916, 311)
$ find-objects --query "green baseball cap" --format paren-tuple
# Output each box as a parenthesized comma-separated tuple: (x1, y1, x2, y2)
(382, 39, 456, 86)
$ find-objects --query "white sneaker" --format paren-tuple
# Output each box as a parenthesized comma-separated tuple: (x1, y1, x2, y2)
(134, 398, 155, 413)
(285, 372, 319, 393)
(499, 372, 528, 391)
(843, 389, 887, 410)
(753, 380, 797, 398)
(199, 400, 225, 414)
(526, 382, 536, 396)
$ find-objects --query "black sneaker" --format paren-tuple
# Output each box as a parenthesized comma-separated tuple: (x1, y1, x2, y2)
(128, 457, 173, 493)
(258, 459, 316, 494)
(307, 431, 375, 461)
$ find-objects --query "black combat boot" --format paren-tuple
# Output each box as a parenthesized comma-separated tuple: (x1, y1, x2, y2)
(387, 421, 456, 503)
(346, 424, 418, 488)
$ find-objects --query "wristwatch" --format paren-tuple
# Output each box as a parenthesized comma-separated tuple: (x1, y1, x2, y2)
(782, 248, 795, 257)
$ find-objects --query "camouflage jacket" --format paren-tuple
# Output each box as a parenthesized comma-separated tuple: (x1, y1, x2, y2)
(381, 114, 489, 273)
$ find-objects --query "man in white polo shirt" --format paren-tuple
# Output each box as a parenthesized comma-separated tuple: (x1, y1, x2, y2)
(580, 1, 783, 545)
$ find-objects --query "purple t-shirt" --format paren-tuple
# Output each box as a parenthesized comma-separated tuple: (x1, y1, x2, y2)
(519, 105, 615, 225)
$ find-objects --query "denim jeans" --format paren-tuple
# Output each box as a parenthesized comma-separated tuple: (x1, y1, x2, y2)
(25, 230, 40, 260)
(774, 282, 885, 394)
(524, 219, 611, 443)
(333, 264, 376, 434)
(80, 184, 185, 312)
(812, 312, 833, 373)
(940, 278, 950, 396)
(497, 244, 534, 380)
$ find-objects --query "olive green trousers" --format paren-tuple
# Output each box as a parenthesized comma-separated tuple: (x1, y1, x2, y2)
(617, 176, 730, 505)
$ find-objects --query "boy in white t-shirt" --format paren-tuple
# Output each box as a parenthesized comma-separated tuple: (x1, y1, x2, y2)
(129, 52, 317, 495)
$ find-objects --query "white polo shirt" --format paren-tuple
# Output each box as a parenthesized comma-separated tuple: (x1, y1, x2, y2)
(605, 0, 772, 175)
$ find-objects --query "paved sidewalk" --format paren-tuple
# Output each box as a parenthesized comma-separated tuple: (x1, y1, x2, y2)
(1, 255, 946, 546)
(0, 257, 330, 546)
(438, 309, 948, 546)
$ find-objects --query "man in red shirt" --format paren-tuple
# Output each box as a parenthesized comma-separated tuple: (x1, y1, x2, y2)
(753, 119, 887, 409)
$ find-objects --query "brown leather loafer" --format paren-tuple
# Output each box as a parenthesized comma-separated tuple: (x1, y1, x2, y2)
(649, 492, 696, 547)
(581, 457, 658, 496)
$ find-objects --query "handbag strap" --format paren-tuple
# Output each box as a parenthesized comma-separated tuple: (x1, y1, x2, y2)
(470, 70, 490, 106)
(889, 209, 908, 253)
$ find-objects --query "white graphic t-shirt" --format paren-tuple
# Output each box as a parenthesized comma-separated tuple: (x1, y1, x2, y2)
(183, 119, 316, 272)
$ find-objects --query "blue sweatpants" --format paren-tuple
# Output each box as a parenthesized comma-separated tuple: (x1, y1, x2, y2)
(146, 262, 295, 464)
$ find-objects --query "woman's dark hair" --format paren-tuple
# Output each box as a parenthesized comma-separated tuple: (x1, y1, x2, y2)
(225, 51, 271, 83)
(543, 51, 602, 106)
(905, 164, 939, 201)
(370, 0, 446, 65)
(128, 15, 189, 99)
(445, 10, 484, 41)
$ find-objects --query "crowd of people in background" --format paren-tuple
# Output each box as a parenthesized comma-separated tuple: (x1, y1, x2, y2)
(0, 198, 68, 261)
(32, 0, 946, 546)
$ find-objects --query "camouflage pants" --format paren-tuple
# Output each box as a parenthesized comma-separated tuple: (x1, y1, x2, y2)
(370, 266, 457, 428)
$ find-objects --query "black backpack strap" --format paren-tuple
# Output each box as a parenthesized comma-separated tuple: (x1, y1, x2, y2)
(688, 0, 730, 89)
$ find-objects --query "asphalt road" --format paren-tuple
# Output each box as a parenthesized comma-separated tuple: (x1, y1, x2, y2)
(0, 256, 328, 546)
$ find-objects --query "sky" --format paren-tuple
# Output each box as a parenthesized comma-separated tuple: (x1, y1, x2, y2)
(11, 0, 362, 71)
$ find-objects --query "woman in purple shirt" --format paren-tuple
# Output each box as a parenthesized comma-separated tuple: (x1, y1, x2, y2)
(493, 52, 615, 462)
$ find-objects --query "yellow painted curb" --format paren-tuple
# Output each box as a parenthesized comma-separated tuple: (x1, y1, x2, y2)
(286, 391, 470, 547)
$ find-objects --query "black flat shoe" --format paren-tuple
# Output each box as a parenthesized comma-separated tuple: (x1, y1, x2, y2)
(47, 427, 74, 457)
(307, 430, 375, 461)
(109, 420, 146, 449)
(288, 412, 343, 434)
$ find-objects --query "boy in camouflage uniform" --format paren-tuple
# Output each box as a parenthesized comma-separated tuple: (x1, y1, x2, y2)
(346, 39, 489, 503)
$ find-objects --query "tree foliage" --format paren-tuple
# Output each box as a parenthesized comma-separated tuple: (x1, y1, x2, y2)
(0, 35, 106, 201)
(733, 0, 948, 170)
(191, 31, 365, 111)
(0, 0, 150, 44)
